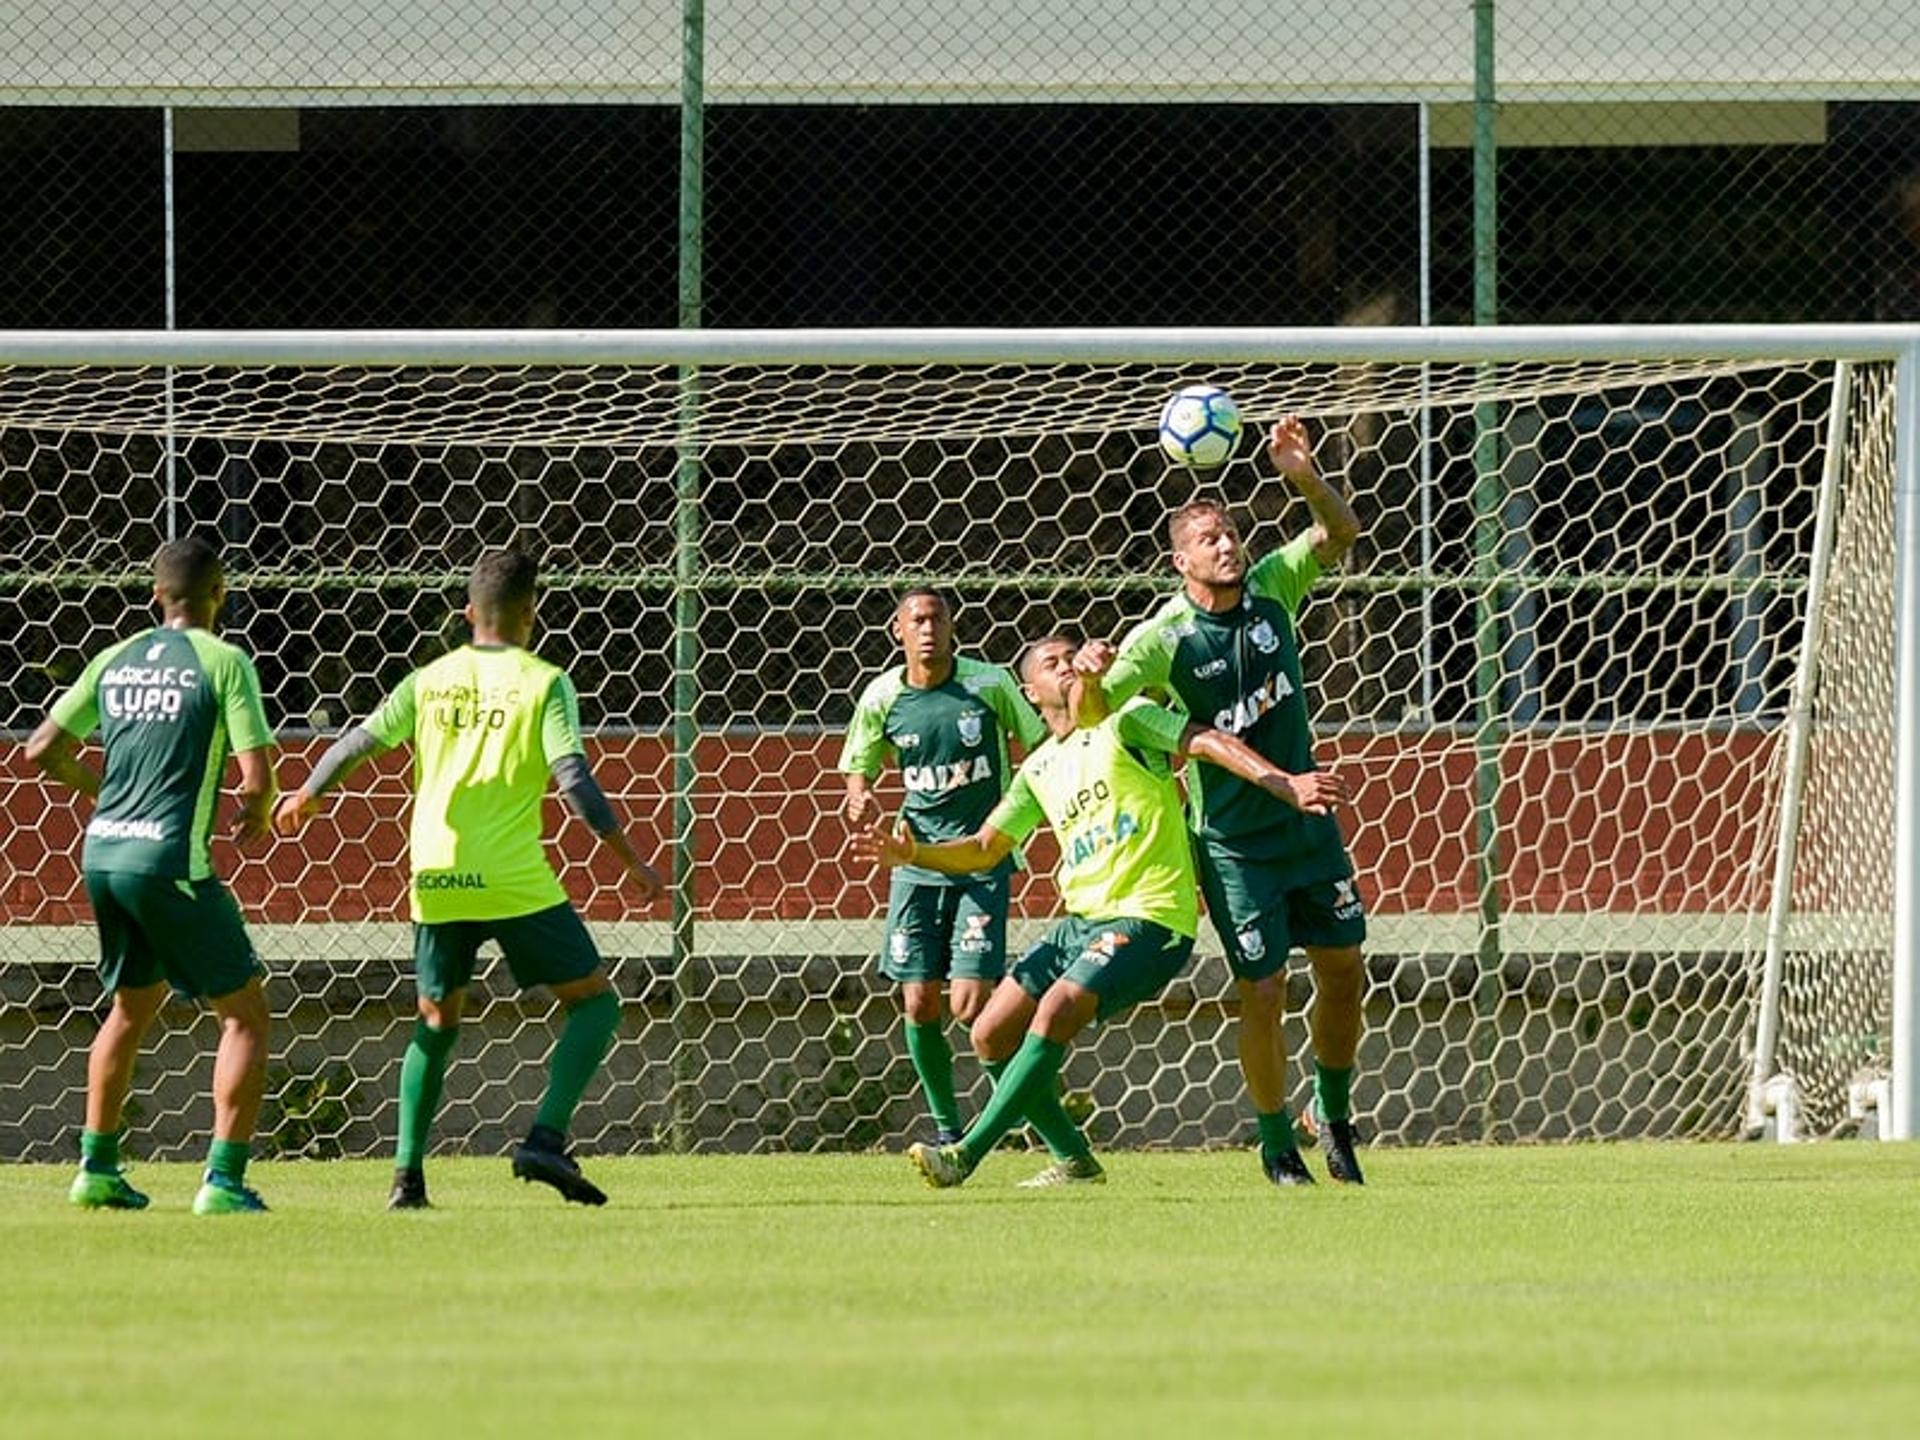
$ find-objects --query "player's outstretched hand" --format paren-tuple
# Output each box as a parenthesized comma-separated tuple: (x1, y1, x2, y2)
(235, 804, 274, 846)
(1267, 415, 1315, 483)
(1071, 639, 1116, 677)
(1259, 767, 1351, 816)
(849, 821, 912, 870)
(625, 859, 666, 907)
(271, 788, 316, 837)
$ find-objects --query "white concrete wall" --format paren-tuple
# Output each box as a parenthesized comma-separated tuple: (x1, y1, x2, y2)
(3, 0, 1918, 106)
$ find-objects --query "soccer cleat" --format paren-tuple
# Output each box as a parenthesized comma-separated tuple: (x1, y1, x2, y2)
(907, 1141, 974, 1189)
(192, 1179, 269, 1215)
(1319, 1116, 1366, 1186)
(69, 1168, 150, 1211)
(1015, 1154, 1107, 1189)
(388, 1168, 430, 1211)
(1262, 1146, 1317, 1187)
(512, 1130, 608, 1207)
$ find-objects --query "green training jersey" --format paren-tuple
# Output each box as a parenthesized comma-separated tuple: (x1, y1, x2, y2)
(1106, 533, 1347, 871)
(363, 643, 584, 923)
(985, 699, 1197, 937)
(50, 626, 273, 882)
(839, 655, 1046, 885)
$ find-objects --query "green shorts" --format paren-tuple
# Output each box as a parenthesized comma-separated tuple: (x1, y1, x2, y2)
(878, 871, 1010, 985)
(1196, 845, 1368, 982)
(84, 870, 262, 1001)
(1012, 916, 1195, 1022)
(413, 902, 603, 1001)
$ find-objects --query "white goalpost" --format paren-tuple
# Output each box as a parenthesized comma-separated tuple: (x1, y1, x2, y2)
(1, 323, 1914, 1158)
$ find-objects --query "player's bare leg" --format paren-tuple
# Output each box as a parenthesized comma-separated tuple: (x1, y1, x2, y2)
(949, 976, 992, 1027)
(86, 980, 165, 1136)
(210, 977, 271, 1145)
(965, 975, 1034, 1064)
(1235, 972, 1290, 1115)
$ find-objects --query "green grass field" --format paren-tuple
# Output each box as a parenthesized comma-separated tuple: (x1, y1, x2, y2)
(4, 1144, 1918, 1438)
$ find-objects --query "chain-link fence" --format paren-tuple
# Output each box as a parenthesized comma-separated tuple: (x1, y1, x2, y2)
(4, 3, 1920, 331)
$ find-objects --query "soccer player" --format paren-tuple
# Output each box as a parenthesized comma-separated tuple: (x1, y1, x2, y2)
(853, 634, 1347, 1189)
(1078, 414, 1369, 1187)
(839, 588, 1047, 1145)
(272, 548, 664, 1210)
(25, 537, 278, 1215)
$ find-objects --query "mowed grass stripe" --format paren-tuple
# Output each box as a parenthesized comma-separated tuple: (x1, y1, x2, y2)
(2, 1144, 1917, 1438)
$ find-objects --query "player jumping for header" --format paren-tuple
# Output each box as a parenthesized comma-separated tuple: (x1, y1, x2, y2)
(854, 633, 1348, 1188)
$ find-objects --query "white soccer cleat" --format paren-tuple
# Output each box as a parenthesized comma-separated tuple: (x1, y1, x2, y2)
(1015, 1154, 1107, 1188)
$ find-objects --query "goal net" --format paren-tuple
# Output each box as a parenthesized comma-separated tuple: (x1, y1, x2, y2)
(0, 329, 1903, 1159)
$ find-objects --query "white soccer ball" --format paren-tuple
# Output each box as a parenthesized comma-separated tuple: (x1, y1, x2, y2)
(1158, 384, 1242, 469)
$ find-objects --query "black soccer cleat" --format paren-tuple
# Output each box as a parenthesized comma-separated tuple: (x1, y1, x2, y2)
(1262, 1146, 1317, 1187)
(1320, 1117, 1366, 1186)
(388, 1167, 430, 1210)
(512, 1126, 609, 1207)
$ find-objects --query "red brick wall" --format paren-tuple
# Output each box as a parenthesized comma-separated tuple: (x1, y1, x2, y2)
(0, 728, 1780, 926)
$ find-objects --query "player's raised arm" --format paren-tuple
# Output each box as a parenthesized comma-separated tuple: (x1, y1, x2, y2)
(1068, 636, 1125, 723)
(1269, 415, 1360, 568)
(1065, 662, 1108, 730)
(1180, 721, 1352, 817)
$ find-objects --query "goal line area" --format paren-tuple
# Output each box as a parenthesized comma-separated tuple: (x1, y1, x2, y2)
(0, 912, 1887, 966)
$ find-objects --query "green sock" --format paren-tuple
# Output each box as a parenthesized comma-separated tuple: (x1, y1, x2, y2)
(1314, 1064, 1354, 1124)
(206, 1137, 250, 1188)
(959, 1033, 1068, 1167)
(534, 991, 621, 1136)
(984, 1056, 1090, 1161)
(396, 1020, 460, 1170)
(1257, 1108, 1299, 1163)
(905, 1021, 962, 1133)
(80, 1128, 121, 1175)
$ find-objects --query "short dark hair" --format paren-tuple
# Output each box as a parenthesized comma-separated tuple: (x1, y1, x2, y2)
(895, 586, 951, 615)
(1169, 498, 1234, 549)
(1018, 633, 1077, 683)
(153, 537, 223, 604)
(468, 548, 540, 616)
